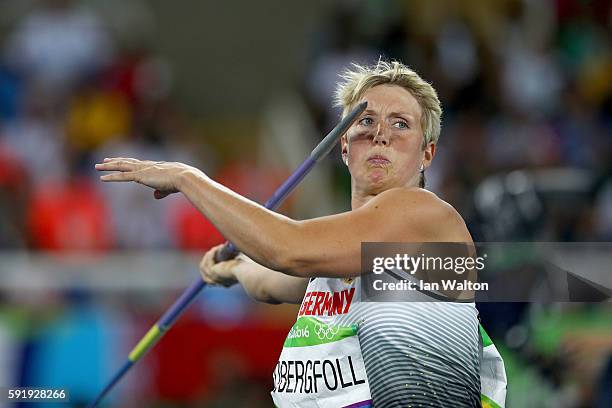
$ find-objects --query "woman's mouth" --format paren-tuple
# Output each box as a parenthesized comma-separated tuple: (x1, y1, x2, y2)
(367, 155, 391, 166)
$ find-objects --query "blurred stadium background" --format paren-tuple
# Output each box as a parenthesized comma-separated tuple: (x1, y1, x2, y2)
(0, 0, 610, 407)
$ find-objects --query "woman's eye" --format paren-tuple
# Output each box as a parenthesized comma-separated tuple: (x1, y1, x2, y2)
(359, 117, 373, 126)
(394, 121, 408, 129)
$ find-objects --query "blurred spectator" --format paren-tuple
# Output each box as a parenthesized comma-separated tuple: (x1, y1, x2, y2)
(0, 81, 67, 187)
(27, 176, 113, 250)
(3, 0, 113, 94)
(306, 3, 378, 128)
(65, 84, 131, 152)
(0, 146, 29, 247)
(0, 63, 23, 120)
(0, 315, 19, 393)
(20, 291, 130, 406)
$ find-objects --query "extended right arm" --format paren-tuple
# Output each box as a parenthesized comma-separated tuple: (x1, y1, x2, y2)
(199, 245, 308, 305)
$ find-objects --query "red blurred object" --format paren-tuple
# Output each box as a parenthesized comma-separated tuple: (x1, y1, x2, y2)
(150, 314, 287, 402)
(0, 146, 27, 191)
(27, 177, 114, 250)
(171, 200, 225, 250)
(100, 54, 142, 104)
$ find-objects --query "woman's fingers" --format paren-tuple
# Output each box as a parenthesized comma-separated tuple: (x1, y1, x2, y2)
(95, 158, 190, 194)
(200, 248, 218, 285)
(199, 244, 232, 285)
(96, 157, 161, 172)
(96, 158, 149, 184)
(205, 244, 225, 269)
(103, 157, 140, 163)
(208, 261, 239, 287)
(95, 159, 140, 172)
(100, 171, 138, 182)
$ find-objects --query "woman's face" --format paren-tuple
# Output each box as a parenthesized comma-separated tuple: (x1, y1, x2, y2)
(341, 84, 435, 195)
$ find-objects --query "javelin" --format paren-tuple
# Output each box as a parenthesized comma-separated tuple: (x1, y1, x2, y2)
(88, 101, 367, 407)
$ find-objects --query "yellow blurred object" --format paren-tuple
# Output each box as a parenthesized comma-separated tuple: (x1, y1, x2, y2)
(66, 90, 131, 151)
(579, 56, 612, 105)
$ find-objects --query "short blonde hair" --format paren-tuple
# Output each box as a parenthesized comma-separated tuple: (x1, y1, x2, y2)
(334, 60, 442, 146)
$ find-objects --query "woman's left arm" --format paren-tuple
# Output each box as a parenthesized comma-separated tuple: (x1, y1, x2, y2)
(95, 158, 300, 272)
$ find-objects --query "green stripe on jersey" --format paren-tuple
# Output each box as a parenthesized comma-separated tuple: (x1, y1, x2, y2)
(481, 393, 502, 408)
(283, 317, 358, 348)
(479, 324, 493, 347)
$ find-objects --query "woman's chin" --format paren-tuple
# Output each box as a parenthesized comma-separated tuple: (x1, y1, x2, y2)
(368, 168, 389, 184)
(364, 173, 392, 193)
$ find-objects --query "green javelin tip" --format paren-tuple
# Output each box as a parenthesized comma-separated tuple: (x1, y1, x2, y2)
(128, 325, 163, 362)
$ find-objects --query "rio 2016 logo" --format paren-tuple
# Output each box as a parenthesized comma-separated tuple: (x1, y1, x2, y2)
(313, 322, 340, 340)
(288, 325, 310, 339)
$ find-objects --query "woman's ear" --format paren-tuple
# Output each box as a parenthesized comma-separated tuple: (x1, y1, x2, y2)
(422, 143, 436, 169)
(341, 134, 349, 166)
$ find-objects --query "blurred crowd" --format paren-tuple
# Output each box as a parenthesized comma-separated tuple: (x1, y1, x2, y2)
(0, 0, 610, 407)
(0, 0, 232, 253)
(0, 0, 611, 250)
(303, 0, 612, 242)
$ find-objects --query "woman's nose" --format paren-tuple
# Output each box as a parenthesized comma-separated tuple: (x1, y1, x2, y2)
(373, 123, 389, 145)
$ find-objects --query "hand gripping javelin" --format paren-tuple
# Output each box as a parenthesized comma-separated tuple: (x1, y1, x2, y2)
(88, 101, 367, 408)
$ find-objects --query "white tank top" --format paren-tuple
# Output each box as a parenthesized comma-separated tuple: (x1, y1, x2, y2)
(271, 276, 372, 408)
(271, 275, 506, 407)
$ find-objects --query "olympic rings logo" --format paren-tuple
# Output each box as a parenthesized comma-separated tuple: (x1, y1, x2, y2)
(313, 323, 340, 340)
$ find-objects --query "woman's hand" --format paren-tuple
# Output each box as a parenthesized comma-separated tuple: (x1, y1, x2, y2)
(199, 243, 240, 287)
(95, 157, 199, 199)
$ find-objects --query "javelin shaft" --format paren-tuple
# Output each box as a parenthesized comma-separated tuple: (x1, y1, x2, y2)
(88, 101, 367, 407)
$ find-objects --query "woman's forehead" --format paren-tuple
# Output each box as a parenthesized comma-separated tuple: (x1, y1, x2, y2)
(358, 84, 422, 117)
